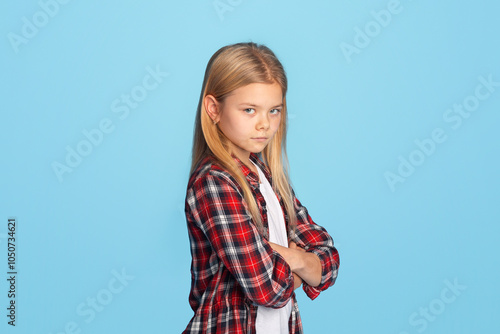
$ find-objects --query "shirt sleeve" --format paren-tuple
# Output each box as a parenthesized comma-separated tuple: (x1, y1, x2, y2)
(188, 170, 295, 308)
(290, 192, 340, 300)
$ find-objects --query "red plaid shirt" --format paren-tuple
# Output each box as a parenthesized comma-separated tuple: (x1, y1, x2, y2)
(183, 153, 340, 333)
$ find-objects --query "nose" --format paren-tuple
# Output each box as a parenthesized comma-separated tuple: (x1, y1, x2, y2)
(256, 112, 270, 131)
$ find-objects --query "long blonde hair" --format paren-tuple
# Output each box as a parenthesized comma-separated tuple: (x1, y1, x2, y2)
(191, 42, 296, 237)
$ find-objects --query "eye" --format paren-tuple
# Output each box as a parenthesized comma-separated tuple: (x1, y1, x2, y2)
(270, 108, 281, 115)
(244, 108, 255, 114)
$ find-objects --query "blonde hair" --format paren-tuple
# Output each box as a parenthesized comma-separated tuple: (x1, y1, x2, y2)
(191, 42, 296, 237)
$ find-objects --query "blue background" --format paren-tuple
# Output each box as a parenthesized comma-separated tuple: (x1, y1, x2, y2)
(1, 0, 499, 333)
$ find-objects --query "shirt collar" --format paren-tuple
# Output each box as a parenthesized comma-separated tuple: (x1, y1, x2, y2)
(232, 153, 272, 189)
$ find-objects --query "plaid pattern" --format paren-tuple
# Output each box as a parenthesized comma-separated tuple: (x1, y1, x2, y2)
(183, 153, 340, 333)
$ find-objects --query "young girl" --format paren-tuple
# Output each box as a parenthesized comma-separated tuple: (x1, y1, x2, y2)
(183, 42, 340, 334)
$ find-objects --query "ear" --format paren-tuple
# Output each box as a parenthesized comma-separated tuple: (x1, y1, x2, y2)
(204, 95, 220, 123)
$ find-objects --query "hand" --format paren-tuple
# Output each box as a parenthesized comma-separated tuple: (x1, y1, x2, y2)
(293, 272, 303, 290)
(268, 242, 302, 270)
(269, 241, 322, 287)
(269, 242, 304, 290)
(289, 241, 306, 253)
(290, 242, 306, 289)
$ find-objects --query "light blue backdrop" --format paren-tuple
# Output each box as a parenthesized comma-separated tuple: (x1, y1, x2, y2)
(1, 0, 499, 333)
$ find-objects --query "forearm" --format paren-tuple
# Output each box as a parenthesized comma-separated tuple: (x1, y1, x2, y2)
(269, 242, 322, 287)
(293, 273, 303, 290)
(295, 251, 322, 287)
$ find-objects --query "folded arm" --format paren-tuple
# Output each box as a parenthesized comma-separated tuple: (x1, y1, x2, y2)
(189, 171, 295, 308)
(268, 241, 322, 287)
(282, 192, 340, 300)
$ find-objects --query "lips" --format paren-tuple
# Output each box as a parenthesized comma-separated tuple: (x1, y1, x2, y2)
(252, 137, 268, 142)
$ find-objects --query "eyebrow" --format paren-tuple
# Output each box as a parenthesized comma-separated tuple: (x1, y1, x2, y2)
(238, 103, 283, 109)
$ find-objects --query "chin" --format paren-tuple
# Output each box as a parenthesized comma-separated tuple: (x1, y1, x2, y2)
(251, 147, 266, 154)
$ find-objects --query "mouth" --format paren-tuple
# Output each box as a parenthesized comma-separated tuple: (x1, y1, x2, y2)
(252, 137, 268, 142)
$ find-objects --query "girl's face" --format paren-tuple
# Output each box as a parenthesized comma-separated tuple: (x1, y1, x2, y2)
(213, 82, 283, 164)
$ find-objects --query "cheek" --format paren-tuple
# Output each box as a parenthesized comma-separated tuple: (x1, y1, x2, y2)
(219, 116, 246, 139)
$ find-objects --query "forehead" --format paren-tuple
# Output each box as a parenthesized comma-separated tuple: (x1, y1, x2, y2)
(224, 82, 283, 106)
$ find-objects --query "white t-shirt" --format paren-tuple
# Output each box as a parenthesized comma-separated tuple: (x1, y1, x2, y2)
(252, 161, 292, 334)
